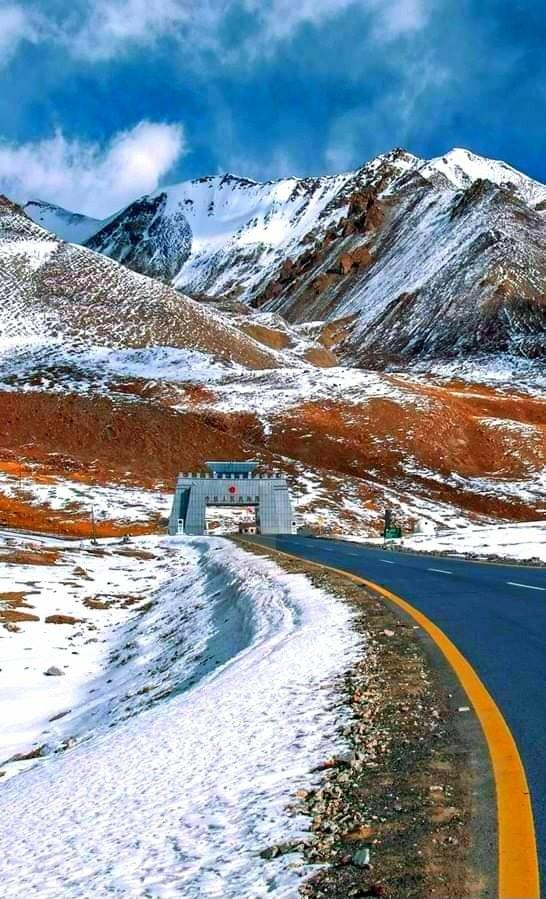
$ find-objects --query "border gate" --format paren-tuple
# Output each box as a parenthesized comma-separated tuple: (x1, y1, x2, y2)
(168, 461, 294, 536)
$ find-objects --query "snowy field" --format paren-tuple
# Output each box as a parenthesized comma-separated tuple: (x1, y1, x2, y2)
(0, 533, 186, 768)
(0, 534, 360, 898)
(0, 465, 170, 525)
(403, 520, 546, 563)
(0, 339, 242, 394)
(346, 520, 546, 564)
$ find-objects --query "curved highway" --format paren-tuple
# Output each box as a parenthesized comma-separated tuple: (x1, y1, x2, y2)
(255, 535, 546, 892)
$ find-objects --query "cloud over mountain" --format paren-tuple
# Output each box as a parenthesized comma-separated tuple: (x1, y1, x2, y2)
(0, 122, 186, 218)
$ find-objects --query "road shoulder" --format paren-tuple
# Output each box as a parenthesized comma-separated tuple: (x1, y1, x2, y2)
(236, 537, 497, 899)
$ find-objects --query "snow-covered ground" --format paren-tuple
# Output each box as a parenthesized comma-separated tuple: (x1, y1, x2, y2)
(0, 533, 180, 767)
(409, 354, 546, 396)
(0, 339, 242, 393)
(207, 366, 428, 418)
(403, 520, 546, 563)
(0, 534, 360, 898)
(0, 465, 170, 525)
(347, 521, 546, 564)
(402, 459, 546, 510)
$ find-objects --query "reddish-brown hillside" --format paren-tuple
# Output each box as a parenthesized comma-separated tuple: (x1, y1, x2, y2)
(1, 374, 543, 533)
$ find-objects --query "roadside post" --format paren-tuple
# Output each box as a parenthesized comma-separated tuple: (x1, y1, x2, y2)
(383, 509, 402, 545)
(91, 504, 98, 545)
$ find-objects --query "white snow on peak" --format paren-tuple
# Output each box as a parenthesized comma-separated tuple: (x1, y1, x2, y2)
(150, 151, 418, 295)
(24, 200, 102, 244)
(20, 144, 546, 308)
(160, 171, 350, 249)
(420, 147, 546, 206)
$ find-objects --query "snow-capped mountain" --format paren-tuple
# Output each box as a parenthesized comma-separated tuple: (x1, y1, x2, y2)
(0, 197, 280, 368)
(85, 193, 192, 282)
(417, 147, 546, 207)
(25, 149, 419, 296)
(23, 147, 546, 362)
(259, 167, 546, 362)
(24, 199, 102, 244)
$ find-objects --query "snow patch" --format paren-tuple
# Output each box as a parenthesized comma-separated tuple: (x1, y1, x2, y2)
(0, 536, 360, 897)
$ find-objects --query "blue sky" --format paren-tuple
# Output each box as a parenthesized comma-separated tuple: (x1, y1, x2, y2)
(0, 0, 545, 216)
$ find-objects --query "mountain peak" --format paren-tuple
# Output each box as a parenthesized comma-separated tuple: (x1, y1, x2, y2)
(420, 147, 546, 206)
(23, 199, 102, 244)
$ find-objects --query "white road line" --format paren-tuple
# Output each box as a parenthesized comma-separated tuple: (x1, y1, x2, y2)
(380, 559, 395, 565)
(428, 568, 453, 575)
(507, 581, 546, 592)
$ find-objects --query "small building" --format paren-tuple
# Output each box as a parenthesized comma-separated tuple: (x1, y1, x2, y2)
(168, 461, 294, 536)
(238, 522, 258, 535)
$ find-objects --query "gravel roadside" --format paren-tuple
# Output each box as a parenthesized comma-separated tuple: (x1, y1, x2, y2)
(236, 539, 495, 899)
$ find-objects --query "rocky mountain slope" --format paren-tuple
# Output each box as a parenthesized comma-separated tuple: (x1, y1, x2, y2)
(0, 197, 280, 369)
(2, 151, 543, 542)
(24, 147, 546, 364)
(259, 168, 546, 364)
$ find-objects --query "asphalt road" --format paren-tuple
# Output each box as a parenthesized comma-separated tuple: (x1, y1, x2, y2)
(255, 535, 546, 887)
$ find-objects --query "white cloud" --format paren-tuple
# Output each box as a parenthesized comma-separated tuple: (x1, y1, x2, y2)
(0, 5, 39, 65)
(62, 0, 430, 62)
(0, 0, 432, 66)
(71, 0, 193, 60)
(0, 121, 186, 217)
(370, 0, 428, 39)
(244, 0, 428, 45)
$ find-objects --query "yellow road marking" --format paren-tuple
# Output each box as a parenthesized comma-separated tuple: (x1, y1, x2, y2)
(254, 543, 540, 899)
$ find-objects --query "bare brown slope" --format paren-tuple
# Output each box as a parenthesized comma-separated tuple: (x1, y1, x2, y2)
(0, 197, 280, 369)
(0, 378, 544, 528)
(268, 389, 545, 519)
(0, 390, 261, 485)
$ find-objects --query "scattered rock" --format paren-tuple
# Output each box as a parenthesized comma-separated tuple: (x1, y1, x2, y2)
(0, 610, 39, 623)
(352, 846, 371, 867)
(260, 840, 306, 859)
(279, 258, 297, 283)
(5, 744, 47, 763)
(56, 737, 77, 752)
(338, 246, 373, 275)
(344, 824, 375, 841)
(44, 666, 65, 676)
(83, 597, 112, 610)
(49, 709, 71, 721)
(45, 614, 82, 625)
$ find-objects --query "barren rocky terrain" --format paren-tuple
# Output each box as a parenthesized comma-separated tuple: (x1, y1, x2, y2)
(1, 147, 544, 541)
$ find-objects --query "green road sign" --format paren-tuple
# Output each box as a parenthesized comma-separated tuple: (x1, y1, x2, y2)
(384, 526, 402, 539)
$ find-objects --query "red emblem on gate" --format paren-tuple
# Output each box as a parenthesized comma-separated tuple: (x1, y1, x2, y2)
(228, 485, 237, 494)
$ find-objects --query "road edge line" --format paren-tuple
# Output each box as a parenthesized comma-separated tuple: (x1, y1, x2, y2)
(250, 542, 540, 899)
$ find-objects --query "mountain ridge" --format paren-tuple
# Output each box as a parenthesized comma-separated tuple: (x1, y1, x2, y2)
(0, 197, 283, 369)
(21, 146, 546, 364)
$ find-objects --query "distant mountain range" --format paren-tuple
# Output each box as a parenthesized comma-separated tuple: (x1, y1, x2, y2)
(24, 146, 546, 364)
(0, 195, 281, 369)
(1, 152, 544, 537)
